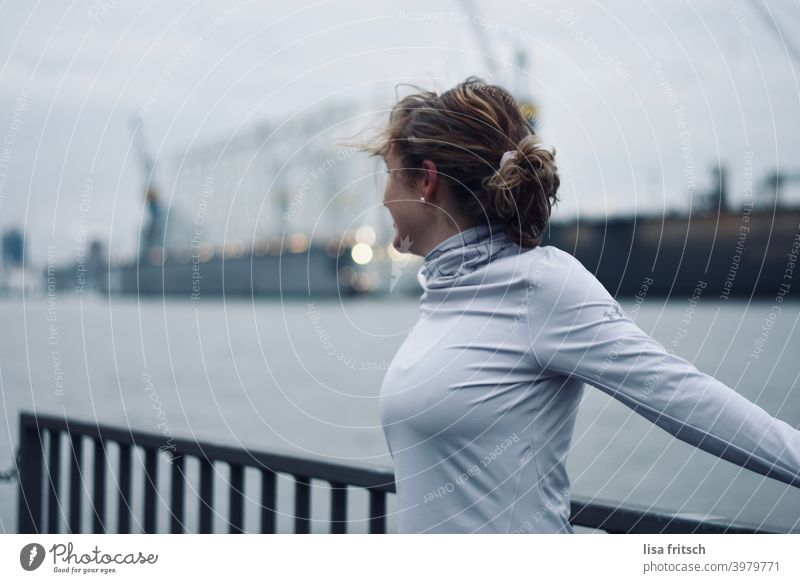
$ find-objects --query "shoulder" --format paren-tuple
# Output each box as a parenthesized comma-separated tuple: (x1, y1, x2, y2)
(520, 244, 597, 286)
(519, 245, 618, 308)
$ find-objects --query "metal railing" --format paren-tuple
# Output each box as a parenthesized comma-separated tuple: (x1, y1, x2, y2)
(15, 412, 784, 534)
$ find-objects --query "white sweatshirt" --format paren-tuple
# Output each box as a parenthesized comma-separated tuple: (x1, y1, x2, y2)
(379, 222, 800, 533)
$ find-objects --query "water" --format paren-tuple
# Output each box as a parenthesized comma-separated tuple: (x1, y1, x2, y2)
(1, 294, 799, 533)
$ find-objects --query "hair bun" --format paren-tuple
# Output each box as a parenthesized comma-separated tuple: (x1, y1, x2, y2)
(482, 134, 560, 248)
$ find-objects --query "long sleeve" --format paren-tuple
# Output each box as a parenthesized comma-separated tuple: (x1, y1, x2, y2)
(527, 251, 800, 489)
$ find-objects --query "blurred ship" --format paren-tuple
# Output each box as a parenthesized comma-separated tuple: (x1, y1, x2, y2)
(542, 165, 800, 298)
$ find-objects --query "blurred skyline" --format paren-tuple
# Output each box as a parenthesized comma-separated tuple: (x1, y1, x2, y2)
(1, 0, 799, 263)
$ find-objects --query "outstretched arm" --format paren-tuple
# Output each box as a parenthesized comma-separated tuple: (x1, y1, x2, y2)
(527, 250, 800, 488)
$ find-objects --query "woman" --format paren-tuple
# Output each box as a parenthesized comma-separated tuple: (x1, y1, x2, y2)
(367, 76, 800, 534)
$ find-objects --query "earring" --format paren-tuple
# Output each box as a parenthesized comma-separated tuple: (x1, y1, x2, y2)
(419, 196, 425, 201)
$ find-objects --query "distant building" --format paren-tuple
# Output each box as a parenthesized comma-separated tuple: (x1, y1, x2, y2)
(2, 228, 25, 268)
(1, 228, 42, 295)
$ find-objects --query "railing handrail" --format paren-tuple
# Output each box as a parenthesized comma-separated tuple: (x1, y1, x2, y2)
(16, 411, 793, 534)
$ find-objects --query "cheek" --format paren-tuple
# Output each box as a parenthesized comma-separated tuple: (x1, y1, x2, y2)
(383, 178, 404, 211)
(383, 175, 420, 225)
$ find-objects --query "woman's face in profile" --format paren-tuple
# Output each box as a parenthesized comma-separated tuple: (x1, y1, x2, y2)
(382, 148, 423, 252)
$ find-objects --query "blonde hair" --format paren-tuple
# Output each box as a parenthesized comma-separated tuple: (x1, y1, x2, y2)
(364, 76, 560, 248)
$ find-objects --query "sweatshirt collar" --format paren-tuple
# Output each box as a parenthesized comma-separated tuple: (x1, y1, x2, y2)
(418, 222, 518, 289)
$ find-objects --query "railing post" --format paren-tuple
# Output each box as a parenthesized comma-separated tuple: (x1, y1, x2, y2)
(368, 488, 386, 534)
(294, 476, 311, 534)
(329, 481, 347, 534)
(170, 455, 185, 534)
(143, 448, 157, 533)
(46, 430, 62, 533)
(229, 464, 244, 534)
(199, 458, 213, 533)
(68, 433, 83, 533)
(118, 444, 132, 533)
(260, 468, 276, 534)
(92, 439, 106, 533)
(17, 416, 43, 534)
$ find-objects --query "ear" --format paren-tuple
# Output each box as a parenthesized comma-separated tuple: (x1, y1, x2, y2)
(419, 159, 439, 199)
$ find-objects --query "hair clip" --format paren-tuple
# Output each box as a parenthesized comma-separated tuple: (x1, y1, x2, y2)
(499, 150, 517, 168)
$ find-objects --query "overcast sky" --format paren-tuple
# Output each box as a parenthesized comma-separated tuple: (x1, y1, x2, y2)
(1, 0, 799, 263)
